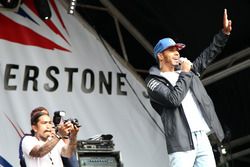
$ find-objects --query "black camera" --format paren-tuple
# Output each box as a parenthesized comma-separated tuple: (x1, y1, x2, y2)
(53, 111, 81, 128)
(64, 118, 81, 128)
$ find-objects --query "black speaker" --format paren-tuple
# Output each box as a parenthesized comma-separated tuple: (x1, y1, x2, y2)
(0, 0, 21, 11)
(33, 0, 51, 20)
(0, 0, 20, 8)
(77, 151, 123, 167)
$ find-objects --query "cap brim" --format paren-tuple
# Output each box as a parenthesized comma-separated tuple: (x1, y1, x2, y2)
(175, 43, 185, 50)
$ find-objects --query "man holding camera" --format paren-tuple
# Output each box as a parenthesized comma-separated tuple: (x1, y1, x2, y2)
(21, 106, 79, 167)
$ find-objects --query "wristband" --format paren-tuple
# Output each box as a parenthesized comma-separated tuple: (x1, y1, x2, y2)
(55, 133, 62, 139)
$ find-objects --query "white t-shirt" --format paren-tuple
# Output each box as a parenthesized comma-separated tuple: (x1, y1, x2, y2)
(22, 135, 65, 167)
(160, 71, 210, 132)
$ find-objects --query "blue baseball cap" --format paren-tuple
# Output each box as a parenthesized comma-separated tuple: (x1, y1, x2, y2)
(153, 38, 185, 60)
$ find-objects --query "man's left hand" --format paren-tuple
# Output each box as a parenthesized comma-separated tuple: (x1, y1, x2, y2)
(223, 9, 232, 35)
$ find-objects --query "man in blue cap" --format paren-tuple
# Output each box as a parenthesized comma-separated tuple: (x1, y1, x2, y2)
(145, 9, 232, 167)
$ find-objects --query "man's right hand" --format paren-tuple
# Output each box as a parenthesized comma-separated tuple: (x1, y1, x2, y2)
(179, 57, 192, 72)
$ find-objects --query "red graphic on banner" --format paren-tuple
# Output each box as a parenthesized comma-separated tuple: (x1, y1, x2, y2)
(0, 0, 70, 51)
(24, 0, 70, 45)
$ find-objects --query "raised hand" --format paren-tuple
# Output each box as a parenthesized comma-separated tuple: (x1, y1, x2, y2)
(223, 9, 232, 35)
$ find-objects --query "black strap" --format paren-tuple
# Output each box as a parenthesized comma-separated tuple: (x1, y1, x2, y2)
(19, 134, 32, 167)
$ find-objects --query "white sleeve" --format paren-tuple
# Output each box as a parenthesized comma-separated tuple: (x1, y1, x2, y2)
(57, 139, 66, 154)
(22, 136, 38, 156)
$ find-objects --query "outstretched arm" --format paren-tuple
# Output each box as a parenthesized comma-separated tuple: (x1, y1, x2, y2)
(222, 9, 232, 35)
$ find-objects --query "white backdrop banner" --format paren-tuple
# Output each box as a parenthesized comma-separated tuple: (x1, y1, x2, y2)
(0, 0, 169, 166)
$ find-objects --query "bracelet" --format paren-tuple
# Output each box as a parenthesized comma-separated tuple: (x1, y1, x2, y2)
(55, 133, 62, 139)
